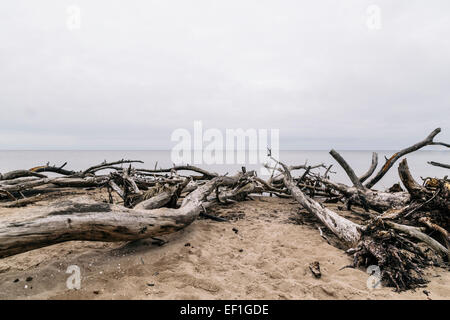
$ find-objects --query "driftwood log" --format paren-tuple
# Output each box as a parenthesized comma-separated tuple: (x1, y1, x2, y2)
(0, 177, 223, 258)
(277, 159, 448, 291)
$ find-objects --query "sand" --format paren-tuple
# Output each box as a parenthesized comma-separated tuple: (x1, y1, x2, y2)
(0, 196, 448, 300)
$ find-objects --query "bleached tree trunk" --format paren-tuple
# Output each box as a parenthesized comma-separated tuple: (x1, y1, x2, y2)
(281, 163, 362, 245)
(0, 177, 223, 258)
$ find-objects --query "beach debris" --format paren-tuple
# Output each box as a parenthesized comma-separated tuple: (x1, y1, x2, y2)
(0, 128, 448, 292)
(309, 261, 321, 278)
(200, 212, 229, 222)
(151, 237, 167, 246)
(317, 227, 330, 245)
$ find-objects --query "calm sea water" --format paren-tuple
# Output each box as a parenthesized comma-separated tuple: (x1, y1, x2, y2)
(0, 150, 448, 190)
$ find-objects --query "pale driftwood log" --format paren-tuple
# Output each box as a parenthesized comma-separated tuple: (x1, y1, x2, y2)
(0, 177, 224, 258)
(0, 170, 47, 181)
(134, 190, 174, 210)
(133, 178, 190, 210)
(108, 180, 125, 199)
(0, 178, 53, 193)
(365, 128, 447, 189)
(122, 168, 141, 195)
(51, 177, 108, 188)
(0, 176, 41, 186)
(0, 176, 107, 194)
(215, 182, 262, 203)
(279, 162, 362, 245)
(319, 177, 410, 211)
(419, 217, 449, 242)
(384, 221, 449, 258)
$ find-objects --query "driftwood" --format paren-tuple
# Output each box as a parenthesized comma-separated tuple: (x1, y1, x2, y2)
(428, 161, 450, 170)
(359, 152, 378, 183)
(280, 160, 362, 244)
(0, 128, 448, 291)
(277, 159, 448, 291)
(365, 128, 448, 189)
(0, 177, 224, 258)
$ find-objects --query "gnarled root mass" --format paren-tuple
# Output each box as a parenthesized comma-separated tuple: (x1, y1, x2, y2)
(351, 219, 435, 291)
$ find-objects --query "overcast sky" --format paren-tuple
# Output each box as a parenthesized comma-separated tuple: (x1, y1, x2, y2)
(0, 0, 449, 150)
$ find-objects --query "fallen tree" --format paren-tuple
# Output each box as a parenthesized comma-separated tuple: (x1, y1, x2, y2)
(277, 159, 448, 291)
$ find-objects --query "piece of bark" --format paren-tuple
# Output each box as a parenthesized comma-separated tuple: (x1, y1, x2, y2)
(309, 261, 321, 278)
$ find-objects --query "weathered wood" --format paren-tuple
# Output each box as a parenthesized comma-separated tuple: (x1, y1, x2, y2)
(359, 152, 378, 183)
(398, 159, 431, 199)
(280, 161, 362, 245)
(134, 190, 174, 210)
(136, 165, 218, 179)
(0, 177, 224, 258)
(319, 177, 410, 211)
(0, 170, 47, 181)
(329, 149, 365, 190)
(83, 159, 144, 175)
(384, 221, 449, 258)
(365, 128, 446, 189)
(30, 163, 76, 176)
(0, 176, 41, 186)
(428, 161, 450, 169)
(0, 176, 108, 195)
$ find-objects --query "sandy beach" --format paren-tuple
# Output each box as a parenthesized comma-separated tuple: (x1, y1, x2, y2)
(0, 195, 448, 300)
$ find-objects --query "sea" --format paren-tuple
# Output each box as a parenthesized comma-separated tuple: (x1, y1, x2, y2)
(0, 150, 448, 190)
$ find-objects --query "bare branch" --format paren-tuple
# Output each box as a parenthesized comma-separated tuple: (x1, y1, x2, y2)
(366, 128, 444, 189)
(329, 149, 365, 190)
(359, 152, 378, 183)
(428, 161, 450, 169)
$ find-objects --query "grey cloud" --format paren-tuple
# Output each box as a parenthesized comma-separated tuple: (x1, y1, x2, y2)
(0, 0, 449, 150)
